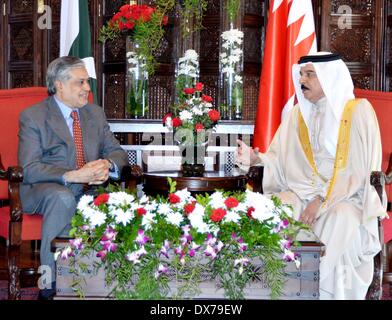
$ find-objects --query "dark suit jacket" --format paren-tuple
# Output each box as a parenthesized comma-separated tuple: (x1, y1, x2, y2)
(18, 96, 128, 208)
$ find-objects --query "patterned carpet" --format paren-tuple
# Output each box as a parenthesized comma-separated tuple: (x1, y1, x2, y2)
(0, 280, 390, 300)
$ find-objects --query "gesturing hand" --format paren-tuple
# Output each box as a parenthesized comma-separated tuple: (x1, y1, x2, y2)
(235, 139, 261, 167)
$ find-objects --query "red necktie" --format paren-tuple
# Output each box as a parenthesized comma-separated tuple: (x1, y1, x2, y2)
(71, 111, 86, 169)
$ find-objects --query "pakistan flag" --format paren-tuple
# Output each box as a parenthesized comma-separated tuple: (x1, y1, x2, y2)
(60, 0, 98, 103)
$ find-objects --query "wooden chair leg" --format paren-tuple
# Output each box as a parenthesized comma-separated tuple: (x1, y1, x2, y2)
(366, 252, 383, 300)
(7, 246, 21, 300)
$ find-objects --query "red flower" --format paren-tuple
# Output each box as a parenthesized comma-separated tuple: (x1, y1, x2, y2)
(224, 197, 239, 209)
(183, 88, 195, 95)
(184, 201, 196, 215)
(208, 109, 220, 122)
(137, 207, 147, 216)
(195, 123, 204, 132)
(162, 15, 168, 26)
(172, 118, 182, 128)
(247, 207, 255, 219)
(125, 21, 135, 30)
(210, 208, 227, 222)
(169, 193, 181, 204)
(93, 193, 109, 206)
(163, 113, 172, 124)
(202, 94, 213, 103)
(140, 5, 155, 22)
(195, 82, 204, 91)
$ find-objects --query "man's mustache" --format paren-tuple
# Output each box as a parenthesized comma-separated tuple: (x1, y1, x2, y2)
(301, 84, 309, 91)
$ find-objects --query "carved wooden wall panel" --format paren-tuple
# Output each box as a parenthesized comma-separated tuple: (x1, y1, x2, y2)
(0, 0, 100, 91)
(104, 73, 125, 119)
(5, 0, 43, 88)
(320, 0, 387, 90)
(387, 2, 392, 91)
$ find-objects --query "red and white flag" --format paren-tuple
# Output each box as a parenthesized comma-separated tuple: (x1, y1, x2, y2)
(253, 0, 317, 152)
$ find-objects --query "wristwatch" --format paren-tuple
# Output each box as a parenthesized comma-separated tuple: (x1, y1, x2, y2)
(107, 159, 116, 173)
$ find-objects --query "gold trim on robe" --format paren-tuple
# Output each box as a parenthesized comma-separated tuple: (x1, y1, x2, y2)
(298, 99, 361, 204)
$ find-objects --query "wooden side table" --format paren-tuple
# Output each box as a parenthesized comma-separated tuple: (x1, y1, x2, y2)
(142, 170, 247, 195)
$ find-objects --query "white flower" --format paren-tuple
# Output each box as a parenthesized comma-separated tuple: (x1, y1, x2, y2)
(88, 209, 107, 227)
(175, 188, 193, 204)
(179, 49, 199, 62)
(234, 75, 243, 84)
(158, 203, 173, 216)
(77, 195, 94, 212)
(188, 204, 211, 233)
(192, 106, 203, 116)
(139, 195, 150, 204)
(144, 200, 158, 212)
(179, 110, 193, 121)
(112, 208, 134, 226)
(141, 211, 156, 230)
(223, 211, 241, 224)
(107, 192, 134, 207)
(209, 191, 226, 208)
(222, 66, 235, 75)
(245, 190, 276, 222)
(166, 212, 184, 227)
(229, 55, 240, 64)
(221, 29, 244, 44)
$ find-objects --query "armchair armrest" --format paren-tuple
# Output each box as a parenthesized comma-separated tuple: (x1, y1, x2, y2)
(246, 166, 264, 193)
(119, 164, 143, 190)
(370, 171, 385, 202)
(0, 157, 24, 246)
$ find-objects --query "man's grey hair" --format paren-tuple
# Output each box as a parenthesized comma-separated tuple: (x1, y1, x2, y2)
(46, 56, 86, 95)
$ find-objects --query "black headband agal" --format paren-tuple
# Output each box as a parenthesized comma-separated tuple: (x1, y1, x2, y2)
(298, 53, 342, 64)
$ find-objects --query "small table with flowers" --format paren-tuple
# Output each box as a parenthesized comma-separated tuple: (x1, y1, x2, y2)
(142, 170, 248, 196)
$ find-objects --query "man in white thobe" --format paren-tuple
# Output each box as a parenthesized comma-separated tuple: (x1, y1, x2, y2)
(236, 52, 386, 299)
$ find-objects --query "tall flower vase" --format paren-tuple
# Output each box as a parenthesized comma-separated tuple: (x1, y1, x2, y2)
(219, 0, 244, 120)
(175, 129, 211, 177)
(174, 2, 201, 103)
(125, 36, 149, 119)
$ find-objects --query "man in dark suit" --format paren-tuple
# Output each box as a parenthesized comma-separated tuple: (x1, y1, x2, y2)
(18, 56, 129, 299)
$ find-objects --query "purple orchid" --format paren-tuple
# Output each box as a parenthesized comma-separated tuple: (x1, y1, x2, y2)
(159, 240, 170, 259)
(204, 245, 217, 259)
(155, 264, 169, 279)
(237, 238, 248, 252)
(96, 249, 108, 261)
(135, 229, 150, 246)
(60, 247, 74, 260)
(69, 238, 84, 250)
(101, 241, 118, 253)
(125, 246, 148, 265)
(182, 225, 191, 235)
(101, 226, 117, 242)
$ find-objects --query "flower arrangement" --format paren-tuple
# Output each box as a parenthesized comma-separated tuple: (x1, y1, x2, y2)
(99, 3, 170, 75)
(220, 27, 244, 119)
(163, 82, 220, 148)
(60, 181, 305, 299)
(175, 49, 200, 103)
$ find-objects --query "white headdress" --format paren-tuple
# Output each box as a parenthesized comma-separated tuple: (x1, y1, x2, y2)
(292, 52, 355, 156)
